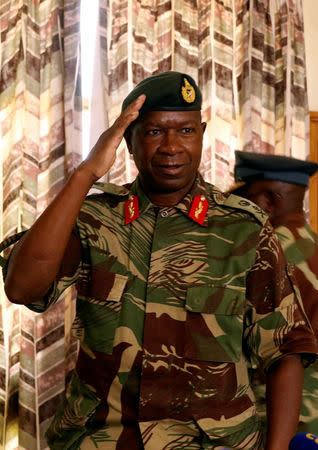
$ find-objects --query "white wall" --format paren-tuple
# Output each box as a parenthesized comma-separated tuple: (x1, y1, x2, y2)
(303, 0, 318, 111)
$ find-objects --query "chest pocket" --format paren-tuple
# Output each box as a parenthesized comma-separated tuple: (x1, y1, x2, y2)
(75, 273, 128, 354)
(184, 284, 245, 362)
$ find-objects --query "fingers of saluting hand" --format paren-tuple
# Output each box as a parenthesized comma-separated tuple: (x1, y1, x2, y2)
(112, 94, 146, 134)
(79, 94, 146, 182)
(95, 94, 146, 152)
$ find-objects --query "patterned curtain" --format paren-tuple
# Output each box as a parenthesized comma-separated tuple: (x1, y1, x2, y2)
(0, 0, 308, 448)
(101, 0, 309, 190)
(0, 0, 81, 448)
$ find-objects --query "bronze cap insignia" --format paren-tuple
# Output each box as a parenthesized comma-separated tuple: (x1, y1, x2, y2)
(181, 78, 196, 103)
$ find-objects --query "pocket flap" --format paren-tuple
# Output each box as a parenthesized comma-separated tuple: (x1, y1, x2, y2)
(186, 285, 245, 314)
(79, 270, 128, 304)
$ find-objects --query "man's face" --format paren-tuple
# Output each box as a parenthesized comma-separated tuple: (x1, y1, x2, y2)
(242, 180, 278, 214)
(241, 180, 305, 226)
(126, 110, 206, 204)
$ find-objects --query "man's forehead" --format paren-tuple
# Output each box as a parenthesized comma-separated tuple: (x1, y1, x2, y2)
(138, 110, 202, 125)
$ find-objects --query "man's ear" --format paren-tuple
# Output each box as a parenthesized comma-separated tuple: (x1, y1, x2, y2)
(201, 122, 207, 133)
(261, 192, 275, 216)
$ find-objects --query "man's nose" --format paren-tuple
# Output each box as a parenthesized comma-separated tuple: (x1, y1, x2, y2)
(159, 131, 181, 154)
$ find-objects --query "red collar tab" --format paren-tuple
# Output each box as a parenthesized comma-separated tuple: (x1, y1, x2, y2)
(188, 195, 209, 225)
(125, 195, 139, 224)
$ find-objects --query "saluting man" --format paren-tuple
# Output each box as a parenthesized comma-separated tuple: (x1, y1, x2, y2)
(230, 150, 318, 438)
(4, 72, 318, 449)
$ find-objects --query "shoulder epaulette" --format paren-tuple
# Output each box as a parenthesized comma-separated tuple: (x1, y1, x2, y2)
(210, 187, 268, 226)
(223, 193, 268, 225)
(206, 183, 268, 225)
(89, 182, 130, 197)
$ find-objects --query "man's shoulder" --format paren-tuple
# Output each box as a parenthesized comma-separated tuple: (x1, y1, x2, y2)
(88, 181, 130, 197)
(76, 182, 131, 225)
(82, 182, 130, 206)
(303, 222, 318, 242)
(205, 182, 268, 226)
(275, 222, 318, 256)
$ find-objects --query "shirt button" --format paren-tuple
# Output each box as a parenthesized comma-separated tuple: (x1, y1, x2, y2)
(192, 297, 204, 311)
(160, 209, 169, 218)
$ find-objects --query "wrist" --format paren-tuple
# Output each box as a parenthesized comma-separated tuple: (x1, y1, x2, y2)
(72, 162, 99, 186)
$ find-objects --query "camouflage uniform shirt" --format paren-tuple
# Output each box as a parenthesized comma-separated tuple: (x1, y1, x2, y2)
(29, 175, 317, 449)
(275, 213, 318, 434)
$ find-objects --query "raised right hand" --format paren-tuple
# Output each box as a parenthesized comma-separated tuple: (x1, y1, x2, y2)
(4, 95, 146, 305)
(79, 94, 146, 182)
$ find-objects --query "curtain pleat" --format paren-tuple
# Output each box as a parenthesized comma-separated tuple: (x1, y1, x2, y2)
(0, 1, 81, 448)
(64, 0, 83, 173)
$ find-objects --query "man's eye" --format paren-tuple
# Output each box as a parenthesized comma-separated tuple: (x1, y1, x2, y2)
(147, 129, 161, 135)
(182, 127, 193, 134)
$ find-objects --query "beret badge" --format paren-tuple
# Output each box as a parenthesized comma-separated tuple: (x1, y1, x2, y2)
(181, 77, 196, 103)
(122, 71, 202, 112)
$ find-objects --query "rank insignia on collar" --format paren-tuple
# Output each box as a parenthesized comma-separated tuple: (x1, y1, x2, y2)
(125, 195, 139, 224)
(188, 195, 209, 225)
(181, 77, 196, 103)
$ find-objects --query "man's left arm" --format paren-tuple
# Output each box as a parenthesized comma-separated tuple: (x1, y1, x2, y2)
(265, 354, 304, 450)
(245, 220, 317, 450)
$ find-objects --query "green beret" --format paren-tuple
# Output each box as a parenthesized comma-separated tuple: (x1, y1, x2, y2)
(234, 151, 318, 187)
(121, 71, 202, 113)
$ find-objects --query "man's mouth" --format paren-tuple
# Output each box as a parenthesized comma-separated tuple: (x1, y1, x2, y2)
(155, 163, 185, 175)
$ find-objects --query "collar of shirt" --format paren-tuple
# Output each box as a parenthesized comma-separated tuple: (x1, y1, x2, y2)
(129, 173, 215, 227)
(92, 174, 230, 227)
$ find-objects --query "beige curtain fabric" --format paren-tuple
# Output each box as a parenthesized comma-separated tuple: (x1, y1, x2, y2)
(101, 0, 309, 191)
(0, 0, 81, 448)
(0, 0, 309, 448)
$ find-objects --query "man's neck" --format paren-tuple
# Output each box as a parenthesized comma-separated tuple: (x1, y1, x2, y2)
(140, 176, 198, 207)
(272, 211, 306, 229)
(147, 189, 191, 207)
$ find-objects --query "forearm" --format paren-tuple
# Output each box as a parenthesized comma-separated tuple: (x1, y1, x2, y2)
(265, 354, 304, 450)
(4, 165, 94, 304)
(4, 95, 145, 305)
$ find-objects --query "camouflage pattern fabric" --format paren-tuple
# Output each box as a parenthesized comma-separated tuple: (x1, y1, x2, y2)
(250, 212, 318, 436)
(26, 175, 317, 449)
(276, 214, 318, 434)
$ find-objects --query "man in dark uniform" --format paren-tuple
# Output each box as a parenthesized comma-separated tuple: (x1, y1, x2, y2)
(230, 150, 318, 435)
(3, 74, 317, 449)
